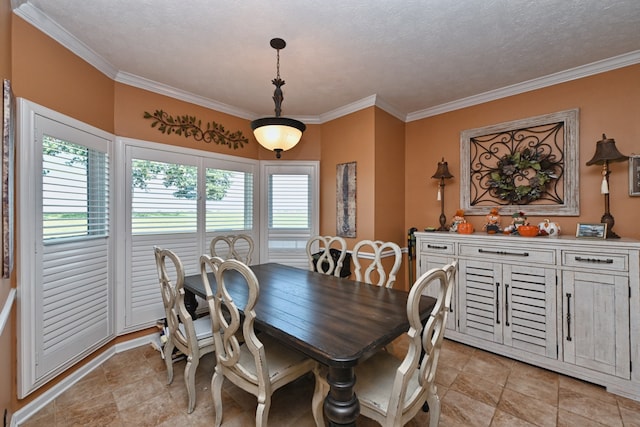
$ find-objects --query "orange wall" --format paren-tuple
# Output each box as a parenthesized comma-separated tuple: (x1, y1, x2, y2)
(12, 17, 114, 133)
(406, 64, 640, 240)
(320, 108, 375, 247)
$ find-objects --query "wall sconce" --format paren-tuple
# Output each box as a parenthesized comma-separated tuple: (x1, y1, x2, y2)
(250, 38, 306, 159)
(432, 157, 454, 231)
(586, 134, 628, 238)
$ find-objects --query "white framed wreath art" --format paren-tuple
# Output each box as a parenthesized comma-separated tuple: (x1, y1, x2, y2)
(460, 109, 579, 216)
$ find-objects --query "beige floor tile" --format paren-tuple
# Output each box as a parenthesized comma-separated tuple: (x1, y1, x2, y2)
(558, 387, 622, 427)
(557, 408, 611, 427)
(449, 371, 504, 407)
(559, 375, 619, 406)
(505, 370, 559, 406)
(440, 389, 496, 427)
(498, 388, 557, 427)
(490, 409, 537, 426)
(462, 351, 513, 387)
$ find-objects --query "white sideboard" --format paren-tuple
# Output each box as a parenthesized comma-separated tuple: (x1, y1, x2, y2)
(415, 231, 640, 400)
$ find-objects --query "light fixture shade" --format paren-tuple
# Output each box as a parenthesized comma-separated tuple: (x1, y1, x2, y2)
(586, 134, 628, 165)
(251, 117, 306, 154)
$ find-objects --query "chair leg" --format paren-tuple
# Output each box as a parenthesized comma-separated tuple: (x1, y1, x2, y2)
(426, 390, 441, 426)
(184, 355, 198, 413)
(311, 368, 328, 427)
(163, 338, 175, 384)
(255, 396, 272, 427)
(211, 369, 225, 427)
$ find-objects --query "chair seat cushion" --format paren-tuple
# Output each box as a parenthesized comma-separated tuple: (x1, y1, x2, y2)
(354, 350, 420, 414)
(238, 334, 314, 382)
(177, 315, 213, 341)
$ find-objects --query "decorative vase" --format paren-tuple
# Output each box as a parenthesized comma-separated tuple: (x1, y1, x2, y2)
(538, 219, 561, 238)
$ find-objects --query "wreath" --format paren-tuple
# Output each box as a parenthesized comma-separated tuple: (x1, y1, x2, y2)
(488, 148, 557, 204)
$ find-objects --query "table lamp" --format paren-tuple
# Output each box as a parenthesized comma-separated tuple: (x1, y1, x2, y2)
(432, 157, 454, 231)
(586, 134, 628, 238)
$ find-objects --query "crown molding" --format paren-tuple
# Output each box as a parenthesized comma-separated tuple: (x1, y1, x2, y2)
(12, 2, 119, 79)
(406, 50, 640, 122)
(115, 72, 256, 120)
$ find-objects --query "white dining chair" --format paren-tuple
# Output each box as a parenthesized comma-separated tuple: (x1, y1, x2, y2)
(312, 261, 456, 427)
(210, 234, 255, 264)
(200, 255, 317, 427)
(154, 246, 215, 414)
(351, 239, 402, 288)
(306, 235, 348, 277)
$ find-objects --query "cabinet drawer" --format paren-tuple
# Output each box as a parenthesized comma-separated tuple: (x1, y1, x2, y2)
(419, 240, 455, 255)
(459, 243, 555, 264)
(562, 251, 628, 271)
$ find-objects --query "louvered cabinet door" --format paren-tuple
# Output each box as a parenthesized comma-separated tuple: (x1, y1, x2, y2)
(502, 265, 557, 358)
(458, 260, 503, 344)
(419, 253, 456, 331)
(562, 271, 630, 379)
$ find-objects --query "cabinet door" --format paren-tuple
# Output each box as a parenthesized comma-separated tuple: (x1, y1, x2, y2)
(459, 260, 503, 344)
(419, 254, 455, 331)
(502, 265, 557, 358)
(562, 271, 630, 379)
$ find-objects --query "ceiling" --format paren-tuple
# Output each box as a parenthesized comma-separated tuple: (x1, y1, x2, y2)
(11, 0, 640, 122)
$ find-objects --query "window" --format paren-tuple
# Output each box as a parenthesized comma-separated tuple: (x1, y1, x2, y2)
(42, 137, 109, 240)
(261, 162, 319, 268)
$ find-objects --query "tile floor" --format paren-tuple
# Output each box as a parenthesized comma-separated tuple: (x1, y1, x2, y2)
(20, 337, 640, 426)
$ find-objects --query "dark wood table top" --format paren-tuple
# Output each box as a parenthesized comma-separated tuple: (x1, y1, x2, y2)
(183, 262, 436, 368)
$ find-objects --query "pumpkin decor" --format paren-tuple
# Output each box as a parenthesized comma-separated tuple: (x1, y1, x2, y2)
(457, 221, 475, 234)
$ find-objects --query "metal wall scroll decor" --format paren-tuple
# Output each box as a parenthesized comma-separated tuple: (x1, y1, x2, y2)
(336, 162, 357, 238)
(460, 109, 579, 216)
(144, 110, 249, 149)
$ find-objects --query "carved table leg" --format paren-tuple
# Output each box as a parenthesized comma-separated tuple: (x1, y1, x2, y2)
(324, 366, 359, 427)
(183, 289, 199, 320)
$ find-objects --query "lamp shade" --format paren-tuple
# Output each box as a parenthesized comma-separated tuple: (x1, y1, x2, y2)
(431, 157, 454, 179)
(586, 134, 628, 165)
(251, 117, 306, 154)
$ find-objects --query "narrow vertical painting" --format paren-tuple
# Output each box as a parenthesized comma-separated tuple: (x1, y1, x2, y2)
(336, 162, 356, 237)
(2, 79, 15, 278)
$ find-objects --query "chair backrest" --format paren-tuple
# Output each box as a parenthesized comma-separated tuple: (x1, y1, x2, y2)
(386, 261, 455, 420)
(351, 240, 402, 287)
(154, 246, 198, 356)
(210, 234, 254, 264)
(306, 235, 348, 277)
(200, 256, 270, 391)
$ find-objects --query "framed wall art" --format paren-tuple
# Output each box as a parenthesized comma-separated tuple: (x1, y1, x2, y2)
(2, 79, 15, 278)
(630, 155, 640, 196)
(336, 161, 356, 238)
(460, 109, 579, 216)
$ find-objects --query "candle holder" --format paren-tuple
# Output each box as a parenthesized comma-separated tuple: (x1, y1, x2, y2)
(586, 134, 628, 238)
(431, 158, 454, 231)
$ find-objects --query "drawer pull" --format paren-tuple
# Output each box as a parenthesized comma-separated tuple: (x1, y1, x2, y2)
(574, 256, 614, 264)
(505, 284, 510, 327)
(566, 293, 572, 342)
(495, 283, 500, 324)
(427, 244, 448, 250)
(479, 248, 529, 257)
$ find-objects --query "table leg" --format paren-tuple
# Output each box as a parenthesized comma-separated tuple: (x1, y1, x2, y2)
(324, 366, 359, 426)
(183, 289, 199, 320)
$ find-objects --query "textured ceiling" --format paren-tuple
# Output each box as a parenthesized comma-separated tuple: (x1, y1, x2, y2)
(11, 0, 640, 121)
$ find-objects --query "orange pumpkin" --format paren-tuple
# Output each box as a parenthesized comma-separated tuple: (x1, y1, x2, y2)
(457, 222, 474, 234)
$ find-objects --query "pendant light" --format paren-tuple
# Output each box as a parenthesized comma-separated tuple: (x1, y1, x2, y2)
(250, 38, 306, 158)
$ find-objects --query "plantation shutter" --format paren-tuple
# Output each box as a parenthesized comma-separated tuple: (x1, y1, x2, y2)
(260, 162, 319, 268)
(18, 108, 114, 397)
(126, 148, 200, 329)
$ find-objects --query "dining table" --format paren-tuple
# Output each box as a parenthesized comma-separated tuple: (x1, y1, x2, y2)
(182, 262, 436, 427)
